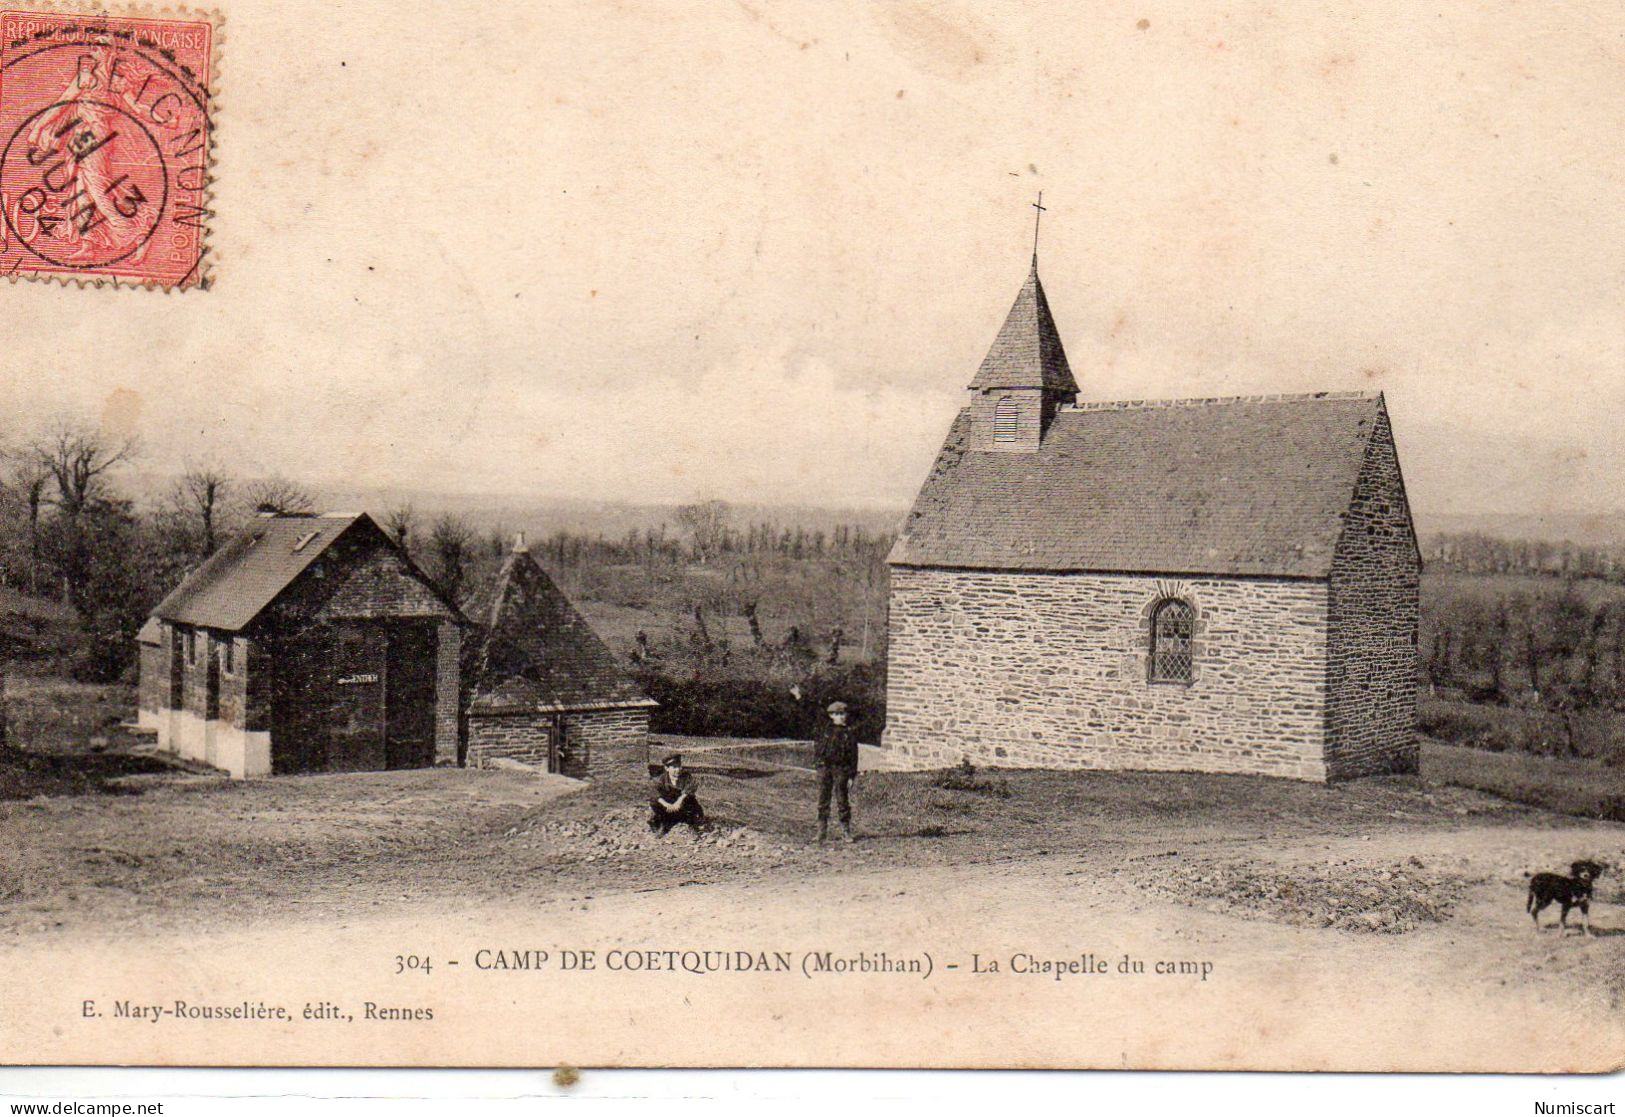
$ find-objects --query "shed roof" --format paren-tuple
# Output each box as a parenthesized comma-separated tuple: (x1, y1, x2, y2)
(466, 544, 655, 714)
(889, 393, 1387, 579)
(150, 512, 372, 631)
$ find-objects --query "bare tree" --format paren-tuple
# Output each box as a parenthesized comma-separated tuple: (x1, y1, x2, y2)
(676, 499, 731, 564)
(26, 418, 137, 607)
(241, 476, 315, 516)
(382, 502, 417, 553)
(31, 418, 137, 520)
(428, 514, 475, 604)
(172, 462, 232, 556)
(1488, 601, 1509, 701)
(4, 452, 51, 595)
(743, 600, 767, 649)
(1582, 605, 1610, 700)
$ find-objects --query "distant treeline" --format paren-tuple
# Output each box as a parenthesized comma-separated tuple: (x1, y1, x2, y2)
(0, 412, 895, 686)
(504, 519, 893, 570)
(1425, 532, 1625, 580)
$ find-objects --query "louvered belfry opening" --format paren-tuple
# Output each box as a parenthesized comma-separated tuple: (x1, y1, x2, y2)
(1150, 598, 1195, 683)
(969, 263, 1078, 451)
(992, 396, 1020, 442)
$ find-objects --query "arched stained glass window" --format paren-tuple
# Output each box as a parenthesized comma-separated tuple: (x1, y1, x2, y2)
(1149, 599, 1195, 683)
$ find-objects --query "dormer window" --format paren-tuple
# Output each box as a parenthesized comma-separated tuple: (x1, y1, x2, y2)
(1149, 599, 1195, 684)
(993, 396, 1020, 442)
(292, 530, 321, 553)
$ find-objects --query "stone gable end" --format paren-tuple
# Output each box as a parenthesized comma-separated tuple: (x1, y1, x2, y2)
(1325, 405, 1421, 777)
(309, 546, 452, 621)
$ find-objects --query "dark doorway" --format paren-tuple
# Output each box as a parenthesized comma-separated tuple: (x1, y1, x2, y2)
(271, 622, 440, 775)
(327, 624, 387, 771)
(385, 623, 437, 769)
(545, 714, 563, 774)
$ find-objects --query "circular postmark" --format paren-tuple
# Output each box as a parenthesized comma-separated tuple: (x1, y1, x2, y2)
(1, 98, 169, 269)
(0, 18, 213, 285)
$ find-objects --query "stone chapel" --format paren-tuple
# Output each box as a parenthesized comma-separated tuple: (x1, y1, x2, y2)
(882, 258, 1420, 782)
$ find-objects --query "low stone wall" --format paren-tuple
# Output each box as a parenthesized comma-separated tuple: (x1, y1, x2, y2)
(467, 707, 651, 779)
(566, 708, 652, 780)
(467, 713, 556, 770)
(883, 567, 1332, 781)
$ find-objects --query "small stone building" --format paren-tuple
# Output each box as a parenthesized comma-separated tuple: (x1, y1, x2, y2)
(883, 261, 1421, 782)
(138, 512, 462, 778)
(463, 536, 655, 778)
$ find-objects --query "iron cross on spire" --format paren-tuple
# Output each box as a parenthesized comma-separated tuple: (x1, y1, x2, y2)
(1030, 191, 1047, 265)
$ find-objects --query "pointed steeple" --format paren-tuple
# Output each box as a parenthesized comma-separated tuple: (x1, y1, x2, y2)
(967, 262, 1079, 396)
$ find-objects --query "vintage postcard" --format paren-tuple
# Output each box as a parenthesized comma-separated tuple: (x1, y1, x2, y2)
(0, 0, 1622, 1077)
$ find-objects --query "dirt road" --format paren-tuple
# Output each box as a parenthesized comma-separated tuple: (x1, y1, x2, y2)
(1, 758, 1622, 1070)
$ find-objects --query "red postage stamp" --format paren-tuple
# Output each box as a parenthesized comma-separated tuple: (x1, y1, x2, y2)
(0, 8, 215, 290)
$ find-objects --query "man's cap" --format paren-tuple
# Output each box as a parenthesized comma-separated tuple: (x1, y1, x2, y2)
(827, 701, 849, 714)
(661, 753, 683, 767)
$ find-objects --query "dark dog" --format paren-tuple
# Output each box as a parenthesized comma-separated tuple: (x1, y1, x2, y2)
(1526, 860, 1607, 935)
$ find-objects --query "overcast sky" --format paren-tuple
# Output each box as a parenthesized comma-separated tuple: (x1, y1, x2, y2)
(5, 1, 1622, 517)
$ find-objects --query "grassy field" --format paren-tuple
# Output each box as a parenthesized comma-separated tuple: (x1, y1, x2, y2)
(555, 554, 889, 666)
(3, 675, 130, 750)
(1420, 693, 1625, 768)
(1421, 742, 1625, 822)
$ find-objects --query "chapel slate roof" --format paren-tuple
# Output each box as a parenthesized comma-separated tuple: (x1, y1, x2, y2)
(465, 545, 655, 715)
(888, 393, 1387, 579)
(966, 263, 1080, 395)
(151, 512, 376, 631)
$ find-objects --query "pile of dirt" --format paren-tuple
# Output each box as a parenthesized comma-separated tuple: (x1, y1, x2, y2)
(506, 806, 802, 865)
(1135, 857, 1474, 934)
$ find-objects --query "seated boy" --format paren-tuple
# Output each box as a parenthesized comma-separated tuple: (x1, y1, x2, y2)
(648, 753, 707, 836)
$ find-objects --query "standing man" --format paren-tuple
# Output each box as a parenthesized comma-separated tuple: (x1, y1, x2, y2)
(813, 700, 860, 842)
(648, 753, 707, 837)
